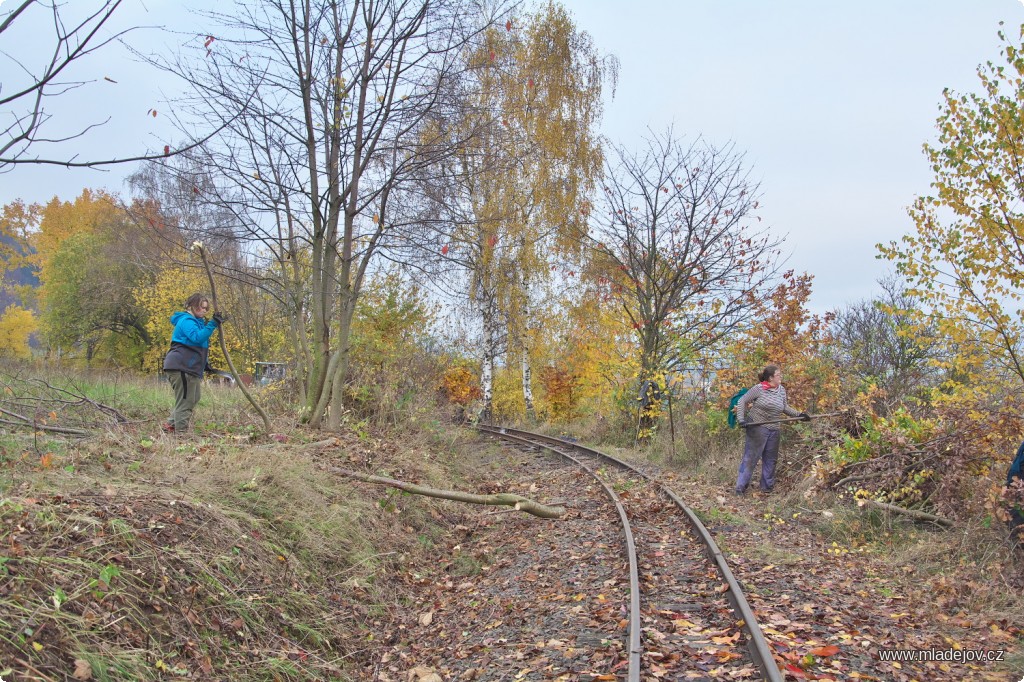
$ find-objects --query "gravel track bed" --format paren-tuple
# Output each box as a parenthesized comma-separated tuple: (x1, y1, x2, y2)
(369, 436, 762, 681)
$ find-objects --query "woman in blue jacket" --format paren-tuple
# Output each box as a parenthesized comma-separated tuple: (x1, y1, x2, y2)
(162, 293, 224, 434)
(1008, 439, 1024, 534)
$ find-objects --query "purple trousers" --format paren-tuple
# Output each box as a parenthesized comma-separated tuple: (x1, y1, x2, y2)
(735, 425, 780, 493)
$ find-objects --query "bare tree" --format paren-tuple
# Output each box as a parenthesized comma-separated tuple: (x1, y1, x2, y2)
(0, 0, 224, 170)
(591, 129, 783, 434)
(829, 274, 941, 400)
(153, 0, 507, 429)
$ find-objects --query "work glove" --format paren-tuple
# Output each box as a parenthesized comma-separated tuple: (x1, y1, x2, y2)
(799, 411, 811, 422)
(738, 420, 748, 429)
(212, 311, 229, 325)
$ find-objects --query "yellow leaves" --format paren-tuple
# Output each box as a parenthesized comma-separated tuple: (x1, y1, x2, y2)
(32, 189, 120, 271)
(882, 27, 1024, 393)
(0, 305, 38, 360)
(671, 617, 698, 630)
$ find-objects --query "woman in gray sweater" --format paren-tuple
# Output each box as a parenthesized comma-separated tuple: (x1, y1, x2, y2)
(734, 365, 809, 495)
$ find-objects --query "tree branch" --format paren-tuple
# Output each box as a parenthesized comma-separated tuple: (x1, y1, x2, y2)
(859, 498, 954, 528)
(326, 465, 565, 519)
(193, 242, 272, 434)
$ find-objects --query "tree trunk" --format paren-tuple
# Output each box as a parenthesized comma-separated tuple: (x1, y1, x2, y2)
(521, 349, 535, 422)
(480, 299, 496, 423)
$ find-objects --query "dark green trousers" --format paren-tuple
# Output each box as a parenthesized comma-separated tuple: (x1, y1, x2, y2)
(167, 371, 202, 432)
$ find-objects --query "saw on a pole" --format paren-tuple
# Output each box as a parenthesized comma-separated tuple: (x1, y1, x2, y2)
(745, 410, 847, 427)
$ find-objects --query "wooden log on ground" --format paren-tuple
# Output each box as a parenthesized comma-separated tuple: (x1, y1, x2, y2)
(859, 498, 953, 528)
(325, 465, 565, 519)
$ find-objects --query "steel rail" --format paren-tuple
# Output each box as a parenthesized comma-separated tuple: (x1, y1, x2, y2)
(478, 423, 784, 682)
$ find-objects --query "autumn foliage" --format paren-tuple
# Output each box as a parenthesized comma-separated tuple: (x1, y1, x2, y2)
(538, 363, 580, 422)
(441, 366, 483, 407)
(716, 271, 839, 413)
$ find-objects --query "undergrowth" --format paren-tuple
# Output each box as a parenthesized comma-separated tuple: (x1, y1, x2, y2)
(0, 367, 474, 681)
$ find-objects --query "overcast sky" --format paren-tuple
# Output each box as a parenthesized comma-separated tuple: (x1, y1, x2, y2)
(1, 0, 1021, 312)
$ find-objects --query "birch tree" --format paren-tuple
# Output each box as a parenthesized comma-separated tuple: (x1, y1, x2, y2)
(412, 3, 611, 420)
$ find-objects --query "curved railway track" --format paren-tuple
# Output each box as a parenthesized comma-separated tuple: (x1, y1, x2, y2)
(478, 423, 783, 682)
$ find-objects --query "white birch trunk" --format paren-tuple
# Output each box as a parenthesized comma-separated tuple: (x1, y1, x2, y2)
(480, 303, 495, 422)
(519, 237, 535, 420)
(521, 348, 534, 419)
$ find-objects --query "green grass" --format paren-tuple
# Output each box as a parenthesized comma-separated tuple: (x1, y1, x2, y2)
(694, 505, 746, 526)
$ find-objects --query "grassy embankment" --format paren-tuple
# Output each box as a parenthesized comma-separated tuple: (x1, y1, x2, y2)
(0, 366, 480, 681)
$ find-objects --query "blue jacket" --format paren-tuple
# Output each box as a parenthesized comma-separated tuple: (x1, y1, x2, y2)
(163, 311, 219, 376)
(1009, 439, 1024, 486)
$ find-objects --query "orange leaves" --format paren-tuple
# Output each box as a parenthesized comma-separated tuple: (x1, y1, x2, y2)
(711, 631, 740, 644)
(538, 364, 579, 421)
(440, 366, 482, 406)
(440, 244, 449, 255)
(505, 19, 513, 31)
(147, 109, 157, 117)
(809, 645, 840, 657)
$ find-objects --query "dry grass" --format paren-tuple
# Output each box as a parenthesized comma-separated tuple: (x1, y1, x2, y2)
(0, 368, 481, 681)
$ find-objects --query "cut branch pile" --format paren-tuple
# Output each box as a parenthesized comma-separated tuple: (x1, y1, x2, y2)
(821, 398, 1024, 526)
(0, 369, 130, 436)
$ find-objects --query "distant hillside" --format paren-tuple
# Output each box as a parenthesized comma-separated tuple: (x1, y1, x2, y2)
(0, 231, 39, 311)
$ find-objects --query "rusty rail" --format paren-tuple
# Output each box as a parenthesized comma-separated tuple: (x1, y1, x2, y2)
(478, 423, 783, 682)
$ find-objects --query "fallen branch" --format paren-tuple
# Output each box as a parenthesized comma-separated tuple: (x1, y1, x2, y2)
(0, 409, 91, 436)
(32, 378, 129, 423)
(834, 470, 889, 489)
(859, 499, 953, 528)
(326, 465, 565, 519)
(837, 449, 925, 474)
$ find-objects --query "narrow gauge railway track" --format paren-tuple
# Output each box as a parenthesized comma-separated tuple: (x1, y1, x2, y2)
(478, 424, 783, 682)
